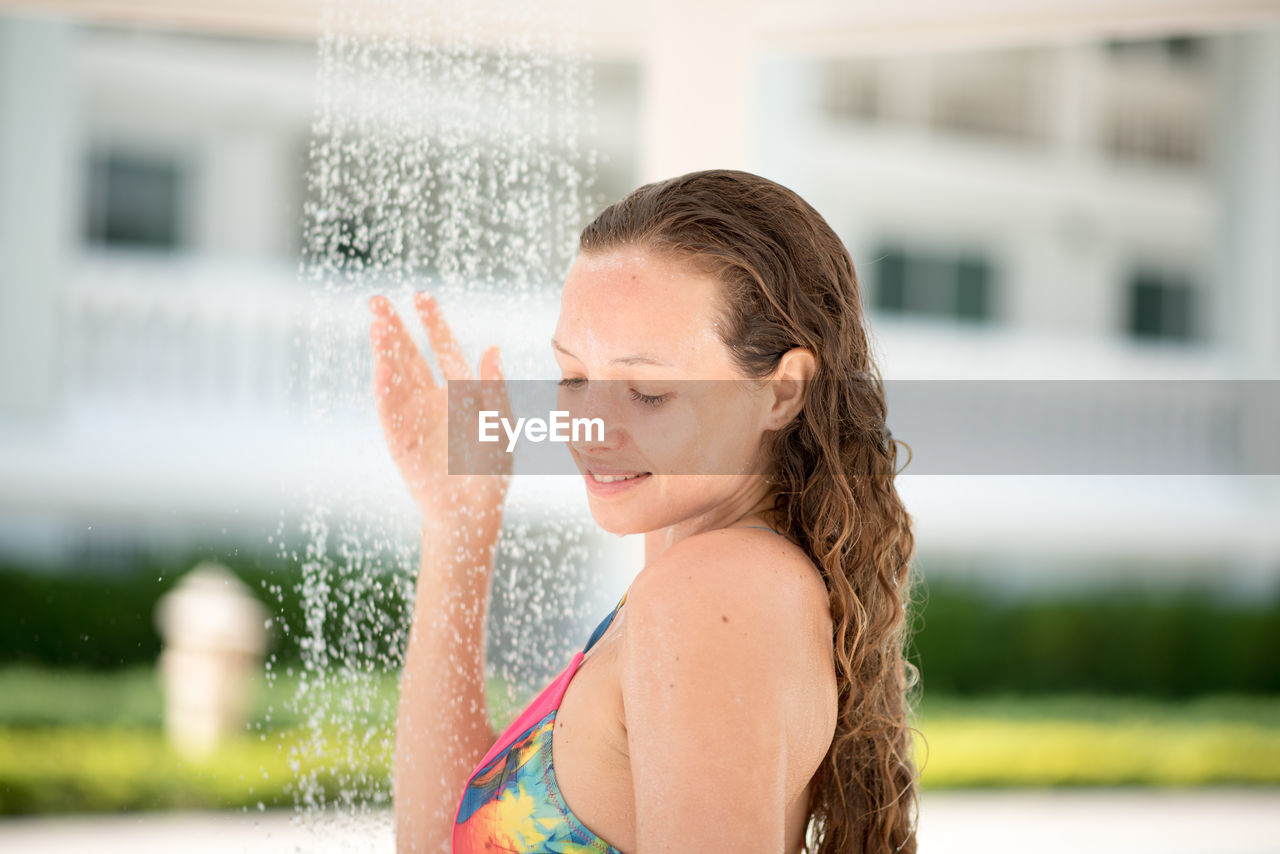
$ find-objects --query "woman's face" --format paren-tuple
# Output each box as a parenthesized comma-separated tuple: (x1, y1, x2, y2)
(552, 246, 778, 536)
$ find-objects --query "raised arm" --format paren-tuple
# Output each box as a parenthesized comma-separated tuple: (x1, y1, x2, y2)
(395, 514, 502, 853)
(368, 291, 510, 853)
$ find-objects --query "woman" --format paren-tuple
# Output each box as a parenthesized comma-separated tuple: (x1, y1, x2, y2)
(369, 169, 919, 854)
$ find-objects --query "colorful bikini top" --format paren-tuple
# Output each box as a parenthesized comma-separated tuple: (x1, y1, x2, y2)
(451, 526, 782, 853)
(452, 585, 631, 853)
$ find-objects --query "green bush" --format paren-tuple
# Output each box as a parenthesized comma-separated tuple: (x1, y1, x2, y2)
(0, 551, 410, 671)
(910, 584, 1280, 696)
(3, 558, 1279, 697)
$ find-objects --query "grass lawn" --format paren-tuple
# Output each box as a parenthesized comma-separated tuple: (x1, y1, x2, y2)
(913, 693, 1280, 787)
(0, 667, 1277, 814)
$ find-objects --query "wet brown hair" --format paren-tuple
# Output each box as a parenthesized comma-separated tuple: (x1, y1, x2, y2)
(579, 169, 921, 853)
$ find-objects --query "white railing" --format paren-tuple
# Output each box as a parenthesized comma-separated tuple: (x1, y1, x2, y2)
(821, 44, 1210, 166)
(62, 252, 565, 418)
(2, 251, 1276, 568)
(1099, 60, 1209, 166)
(65, 253, 311, 416)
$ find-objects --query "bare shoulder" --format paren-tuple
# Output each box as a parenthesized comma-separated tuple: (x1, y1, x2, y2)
(618, 527, 837, 829)
(621, 526, 834, 691)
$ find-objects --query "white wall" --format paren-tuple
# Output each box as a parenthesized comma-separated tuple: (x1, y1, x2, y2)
(1, 15, 1277, 592)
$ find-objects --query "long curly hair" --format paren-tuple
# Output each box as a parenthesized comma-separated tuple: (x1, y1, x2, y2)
(578, 169, 922, 854)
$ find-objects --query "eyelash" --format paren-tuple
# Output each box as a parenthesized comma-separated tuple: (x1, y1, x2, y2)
(557, 377, 670, 408)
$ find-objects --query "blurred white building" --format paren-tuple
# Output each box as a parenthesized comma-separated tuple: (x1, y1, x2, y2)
(0, 10, 1277, 595)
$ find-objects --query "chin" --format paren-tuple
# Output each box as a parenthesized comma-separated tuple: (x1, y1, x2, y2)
(586, 503, 647, 536)
(584, 492, 679, 537)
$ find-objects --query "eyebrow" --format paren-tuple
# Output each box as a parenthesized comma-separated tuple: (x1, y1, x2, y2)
(551, 338, 676, 367)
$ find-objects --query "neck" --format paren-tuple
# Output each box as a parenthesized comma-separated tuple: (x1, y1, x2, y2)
(642, 479, 776, 565)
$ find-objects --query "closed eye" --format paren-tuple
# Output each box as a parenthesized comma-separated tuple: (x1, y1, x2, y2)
(629, 389, 669, 408)
(557, 377, 671, 409)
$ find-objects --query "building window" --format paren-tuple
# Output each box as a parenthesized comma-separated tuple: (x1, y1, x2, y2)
(1126, 270, 1197, 342)
(85, 150, 186, 250)
(869, 244, 994, 323)
(1162, 36, 1206, 64)
(1104, 35, 1207, 65)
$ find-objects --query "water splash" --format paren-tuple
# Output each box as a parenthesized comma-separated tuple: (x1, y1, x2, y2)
(266, 0, 606, 845)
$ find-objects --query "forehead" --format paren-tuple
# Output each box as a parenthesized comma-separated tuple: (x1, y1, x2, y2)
(555, 248, 728, 369)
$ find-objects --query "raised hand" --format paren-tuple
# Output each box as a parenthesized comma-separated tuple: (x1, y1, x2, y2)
(369, 291, 511, 525)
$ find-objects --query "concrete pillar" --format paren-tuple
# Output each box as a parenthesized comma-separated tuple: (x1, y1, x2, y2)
(198, 124, 291, 259)
(0, 17, 78, 420)
(754, 55, 822, 192)
(156, 562, 269, 759)
(638, 0, 758, 182)
(1050, 41, 1104, 162)
(1213, 27, 1280, 378)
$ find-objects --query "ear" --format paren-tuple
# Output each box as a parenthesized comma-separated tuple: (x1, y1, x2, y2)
(763, 347, 816, 431)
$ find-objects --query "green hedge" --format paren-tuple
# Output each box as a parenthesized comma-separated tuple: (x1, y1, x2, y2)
(2, 557, 1279, 697)
(0, 552, 409, 671)
(910, 584, 1280, 697)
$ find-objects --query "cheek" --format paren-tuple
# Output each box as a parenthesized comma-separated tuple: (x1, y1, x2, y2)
(688, 396, 766, 471)
(616, 394, 765, 475)
(624, 406, 705, 470)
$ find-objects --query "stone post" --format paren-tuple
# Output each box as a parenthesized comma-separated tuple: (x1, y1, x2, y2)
(155, 561, 269, 759)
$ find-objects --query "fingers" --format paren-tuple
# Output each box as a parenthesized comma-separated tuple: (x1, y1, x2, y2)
(370, 294, 435, 391)
(479, 344, 512, 421)
(371, 357, 408, 433)
(479, 346, 514, 480)
(479, 345, 502, 382)
(415, 291, 472, 382)
(478, 346, 503, 400)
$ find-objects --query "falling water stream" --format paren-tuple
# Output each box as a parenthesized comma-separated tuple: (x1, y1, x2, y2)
(261, 0, 619, 845)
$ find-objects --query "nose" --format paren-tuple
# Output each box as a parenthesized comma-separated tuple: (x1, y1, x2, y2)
(562, 383, 625, 454)
(570, 424, 622, 455)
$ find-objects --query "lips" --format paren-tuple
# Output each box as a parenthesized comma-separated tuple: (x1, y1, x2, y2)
(583, 469, 652, 496)
(582, 460, 650, 478)
(581, 459, 653, 494)
(589, 471, 647, 483)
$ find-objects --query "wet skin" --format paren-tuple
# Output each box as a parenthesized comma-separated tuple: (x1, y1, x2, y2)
(372, 246, 837, 853)
(547, 247, 836, 853)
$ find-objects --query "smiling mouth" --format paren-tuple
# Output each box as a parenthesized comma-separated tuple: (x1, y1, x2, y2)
(588, 471, 650, 483)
